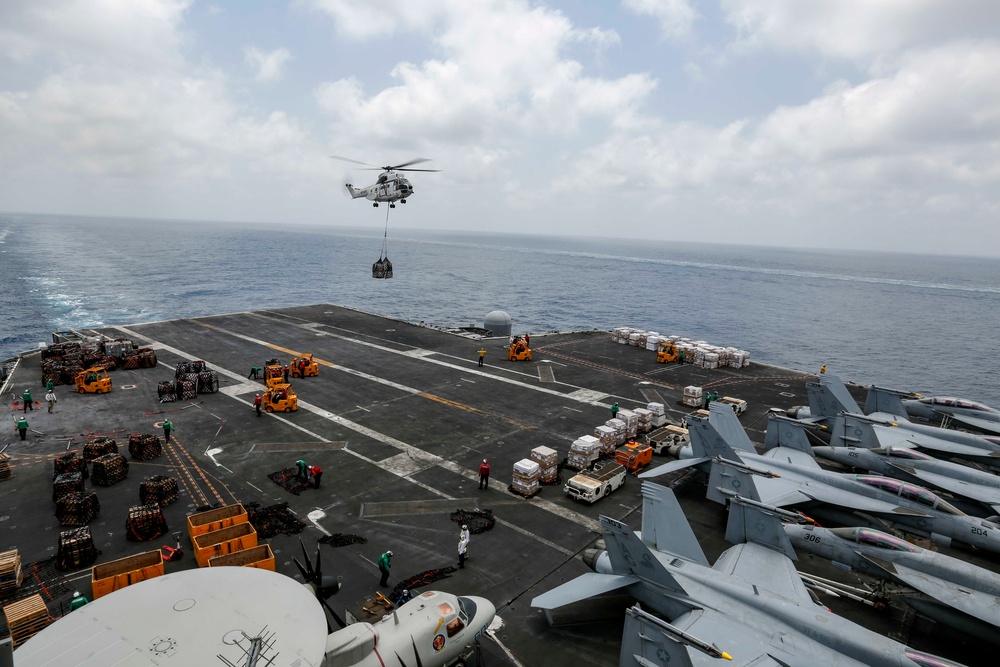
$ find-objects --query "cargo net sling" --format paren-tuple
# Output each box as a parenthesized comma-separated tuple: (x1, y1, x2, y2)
(372, 207, 393, 279)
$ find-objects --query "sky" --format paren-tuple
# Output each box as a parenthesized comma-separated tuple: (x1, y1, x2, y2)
(1, 1, 999, 257)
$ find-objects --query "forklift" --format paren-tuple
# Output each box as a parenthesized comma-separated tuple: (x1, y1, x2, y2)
(262, 383, 298, 413)
(75, 367, 112, 394)
(264, 363, 285, 388)
(656, 341, 678, 363)
(508, 336, 532, 362)
(289, 354, 319, 378)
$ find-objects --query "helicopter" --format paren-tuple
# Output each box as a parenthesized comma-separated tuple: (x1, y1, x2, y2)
(331, 155, 439, 208)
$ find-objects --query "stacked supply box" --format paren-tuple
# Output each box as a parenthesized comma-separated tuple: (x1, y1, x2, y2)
(633, 408, 653, 433)
(594, 424, 617, 451)
(683, 386, 704, 408)
(644, 334, 661, 351)
(604, 418, 627, 452)
(530, 446, 559, 483)
(646, 402, 667, 428)
(512, 459, 541, 497)
(567, 436, 601, 470)
(616, 410, 639, 440)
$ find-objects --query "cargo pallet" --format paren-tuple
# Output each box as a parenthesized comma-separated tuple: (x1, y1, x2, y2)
(3, 594, 52, 648)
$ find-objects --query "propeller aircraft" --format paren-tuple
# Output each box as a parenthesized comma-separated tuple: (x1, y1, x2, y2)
(331, 155, 439, 208)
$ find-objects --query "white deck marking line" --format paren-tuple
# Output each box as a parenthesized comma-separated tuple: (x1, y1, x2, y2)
(110, 326, 601, 538)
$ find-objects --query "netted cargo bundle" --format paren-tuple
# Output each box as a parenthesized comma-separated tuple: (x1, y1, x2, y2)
(83, 438, 118, 462)
(102, 338, 134, 358)
(175, 361, 191, 377)
(56, 527, 102, 571)
(53, 452, 88, 480)
(41, 342, 81, 361)
(176, 379, 197, 401)
(450, 508, 495, 534)
(245, 502, 305, 538)
(121, 355, 141, 370)
(372, 256, 393, 279)
(91, 453, 129, 487)
(197, 370, 219, 394)
(136, 348, 158, 368)
(82, 349, 104, 366)
(40, 372, 62, 387)
(125, 504, 168, 542)
(60, 363, 84, 386)
(190, 360, 207, 373)
(128, 433, 162, 461)
(139, 476, 179, 507)
(157, 381, 176, 403)
(52, 472, 84, 503)
(55, 492, 101, 526)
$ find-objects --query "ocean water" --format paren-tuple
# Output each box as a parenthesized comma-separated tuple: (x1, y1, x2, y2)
(2, 213, 999, 406)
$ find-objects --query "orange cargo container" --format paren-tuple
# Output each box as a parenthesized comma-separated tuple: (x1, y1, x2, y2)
(193, 523, 258, 568)
(186, 503, 248, 542)
(91, 550, 164, 599)
(209, 544, 275, 571)
(615, 441, 653, 473)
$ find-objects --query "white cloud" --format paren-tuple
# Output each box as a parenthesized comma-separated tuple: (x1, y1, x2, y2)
(622, 0, 699, 40)
(721, 0, 1000, 63)
(244, 47, 292, 82)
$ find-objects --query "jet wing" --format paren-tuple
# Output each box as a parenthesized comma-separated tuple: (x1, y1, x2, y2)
(889, 463, 1000, 508)
(798, 484, 931, 517)
(639, 457, 709, 480)
(663, 607, 802, 666)
(871, 425, 1000, 458)
(861, 555, 1000, 627)
(712, 542, 813, 605)
(760, 446, 821, 469)
(941, 412, 1000, 437)
(530, 572, 637, 611)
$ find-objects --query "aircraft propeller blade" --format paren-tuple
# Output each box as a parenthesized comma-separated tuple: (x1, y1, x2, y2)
(321, 597, 349, 629)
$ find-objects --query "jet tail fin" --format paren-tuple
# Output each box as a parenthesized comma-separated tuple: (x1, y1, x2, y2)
(601, 515, 687, 597)
(806, 374, 860, 418)
(707, 458, 762, 505)
(865, 386, 908, 418)
(686, 413, 746, 462)
(640, 482, 709, 565)
(831, 413, 882, 448)
(708, 403, 757, 452)
(763, 415, 815, 455)
(725, 496, 799, 559)
(620, 606, 723, 667)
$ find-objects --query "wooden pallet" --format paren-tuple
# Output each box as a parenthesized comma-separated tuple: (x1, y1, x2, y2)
(0, 550, 23, 597)
(3, 594, 52, 647)
(0, 454, 11, 482)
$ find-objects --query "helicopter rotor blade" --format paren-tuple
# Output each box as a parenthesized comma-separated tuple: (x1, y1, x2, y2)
(395, 167, 441, 173)
(330, 155, 380, 169)
(387, 157, 432, 170)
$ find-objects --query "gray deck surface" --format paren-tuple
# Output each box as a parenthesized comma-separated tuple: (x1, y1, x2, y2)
(0, 304, 991, 666)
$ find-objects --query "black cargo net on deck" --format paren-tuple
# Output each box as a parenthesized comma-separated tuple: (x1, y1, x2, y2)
(390, 566, 458, 601)
(450, 509, 495, 534)
(245, 502, 306, 538)
(267, 467, 311, 495)
(318, 533, 368, 547)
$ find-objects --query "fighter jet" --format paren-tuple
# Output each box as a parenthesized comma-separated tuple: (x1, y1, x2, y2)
(814, 443, 1000, 515)
(902, 395, 1000, 436)
(532, 483, 969, 667)
(785, 522, 1000, 644)
(790, 375, 1000, 465)
(640, 404, 1000, 553)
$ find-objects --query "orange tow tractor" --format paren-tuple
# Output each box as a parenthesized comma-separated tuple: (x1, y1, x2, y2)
(615, 441, 653, 473)
(75, 367, 112, 394)
(262, 383, 298, 413)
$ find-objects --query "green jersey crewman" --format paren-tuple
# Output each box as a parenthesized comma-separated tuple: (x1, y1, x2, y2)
(378, 550, 393, 587)
(16, 417, 28, 441)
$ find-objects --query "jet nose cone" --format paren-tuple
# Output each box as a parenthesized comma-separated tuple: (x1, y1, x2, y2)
(783, 524, 808, 546)
(812, 446, 838, 460)
(470, 595, 496, 626)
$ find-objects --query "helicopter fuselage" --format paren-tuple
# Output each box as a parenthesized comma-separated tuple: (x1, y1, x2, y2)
(346, 170, 413, 206)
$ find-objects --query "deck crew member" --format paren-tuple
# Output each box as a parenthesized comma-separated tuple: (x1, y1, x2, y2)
(678, 349, 685, 365)
(69, 592, 89, 611)
(45, 379, 55, 391)
(477, 347, 486, 367)
(378, 550, 393, 587)
(458, 525, 470, 569)
(16, 416, 28, 441)
(22, 389, 33, 412)
(524, 333, 530, 348)
(611, 402, 619, 420)
(396, 589, 414, 606)
(479, 459, 491, 490)
(820, 364, 827, 374)
(253, 393, 262, 416)
(299, 357, 308, 377)
(309, 465, 323, 488)
(45, 389, 57, 413)
(283, 365, 289, 383)
(162, 419, 174, 443)
(296, 459, 308, 482)
(248, 366, 261, 379)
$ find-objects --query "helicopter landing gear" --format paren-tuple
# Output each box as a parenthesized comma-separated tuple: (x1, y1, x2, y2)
(389, 203, 395, 208)
(400, 199, 406, 204)
(373, 202, 379, 207)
